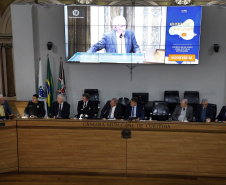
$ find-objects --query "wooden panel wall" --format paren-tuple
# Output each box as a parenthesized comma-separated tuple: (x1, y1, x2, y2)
(0, 120, 18, 173)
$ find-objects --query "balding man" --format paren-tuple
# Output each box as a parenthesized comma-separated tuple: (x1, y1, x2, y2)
(87, 16, 140, 53)
(172, 99, 193, 122)
(0, 94, 14, 119)
(195, 98, 213, 122)
(101, 98, 122, 119)
(51, 94, 70, 119)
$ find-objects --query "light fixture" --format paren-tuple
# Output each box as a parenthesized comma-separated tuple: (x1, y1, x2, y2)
(76, 0, 93, 4)
(175, 0, 192, 5)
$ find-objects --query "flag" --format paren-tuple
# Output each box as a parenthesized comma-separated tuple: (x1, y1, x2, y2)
(38, 59, 47, 117)
(57, 59, 66, 97)
(46, 57, 54, 116)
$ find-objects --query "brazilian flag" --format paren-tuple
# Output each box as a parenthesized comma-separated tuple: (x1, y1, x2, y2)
(46, 57, 54, 116)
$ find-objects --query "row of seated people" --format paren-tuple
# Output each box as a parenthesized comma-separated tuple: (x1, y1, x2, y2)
(0, 93, 225, 123)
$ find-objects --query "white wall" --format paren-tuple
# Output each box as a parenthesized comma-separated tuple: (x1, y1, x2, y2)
(11, 4, 226, 117)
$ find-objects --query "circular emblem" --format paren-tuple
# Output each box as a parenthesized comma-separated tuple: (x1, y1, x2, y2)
(72, 10, 79, 17)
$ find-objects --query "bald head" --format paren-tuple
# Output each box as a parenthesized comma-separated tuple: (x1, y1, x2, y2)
(180, 99, 188, 108)
(57, 94, 65, 104)
(112, 16, 127, 35)
(110, 98, 118, 107)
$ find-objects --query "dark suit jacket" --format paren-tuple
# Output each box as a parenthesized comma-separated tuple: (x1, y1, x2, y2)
(87, 30, 141, 53)
(172, 105, 193, 122)
(216, 106, 226, 121)
(77, 100, 94, 119)
(100, 101, 122, 119)
(51, 101, 70, 119)
(0, 100, 14, 119)
(195, 104, 213, 122)
(125, 104, 145, 120)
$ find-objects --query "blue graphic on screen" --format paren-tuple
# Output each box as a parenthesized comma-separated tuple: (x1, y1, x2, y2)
(165, 6, 202, 64)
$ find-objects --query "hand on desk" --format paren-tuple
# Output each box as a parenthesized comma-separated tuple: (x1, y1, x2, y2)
(30, 115, 37, 118)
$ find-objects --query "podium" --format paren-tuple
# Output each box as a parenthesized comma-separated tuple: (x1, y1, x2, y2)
(68, 52, 145, 63)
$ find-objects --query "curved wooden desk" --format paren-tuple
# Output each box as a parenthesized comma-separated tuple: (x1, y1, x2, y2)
(0, 120, 18, 173)
(2, 119, 226, 178)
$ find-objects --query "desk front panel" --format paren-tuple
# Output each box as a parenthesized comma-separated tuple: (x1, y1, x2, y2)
(0, 120, 18, 173)
(17, 119, 127, 173)
(127, 122, 226, 177)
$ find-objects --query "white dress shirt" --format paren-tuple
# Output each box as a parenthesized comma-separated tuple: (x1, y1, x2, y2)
(116, 32, 126, 53)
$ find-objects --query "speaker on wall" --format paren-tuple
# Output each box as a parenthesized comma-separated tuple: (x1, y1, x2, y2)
(214, 44, 219, 52)
(47, 42, 53, 50)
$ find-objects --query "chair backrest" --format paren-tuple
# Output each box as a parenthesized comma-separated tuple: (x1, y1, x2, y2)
(184, 91, 199, 104)
(164, 91, 180, 103)
(152, 101, 169, 115)
(152, 101, 169, 121)
(208, 103, 217, 121)
(132, 93, 149, 104)
(118, 97, 130, 106)
(84, 89, 99, 101)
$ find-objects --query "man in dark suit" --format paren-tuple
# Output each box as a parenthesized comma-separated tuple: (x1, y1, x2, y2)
(172, 99, 193, 122)
(100, 98, 122, 119)
(0, 94, 14, 119)
(195, 98, 213, 122)
(87, 16, 140, 54)
(215, 106, 226, 122)
(51, 94, 70, 119)
(24, 94, 45, 118)
(77, 93, 94, 119)
(125, 97, 145, 120)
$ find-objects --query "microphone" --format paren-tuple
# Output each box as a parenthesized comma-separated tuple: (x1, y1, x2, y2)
(120, 34, 122, 38)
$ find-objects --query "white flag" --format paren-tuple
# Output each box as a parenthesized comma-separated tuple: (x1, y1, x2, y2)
(38, 59, 47, 117)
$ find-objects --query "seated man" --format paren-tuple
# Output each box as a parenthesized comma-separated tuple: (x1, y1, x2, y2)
(51, 94, 70, 119)
(215, 105, 226, 122)
(24, 94, 45, 118)
(172, 99, 193, 122)
(195, 98, 213, 122)
(100, 98, 122, 119)
(77, 93, 94, 119)
(0, 94, 14, 119)
(125, 97, 145, 120)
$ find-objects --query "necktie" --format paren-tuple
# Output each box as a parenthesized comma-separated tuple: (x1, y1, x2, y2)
(183, 108, 185, 111)
(83, 102, 86, 109)
(58, 104, 62, 117)
(132, 107, 134, 117)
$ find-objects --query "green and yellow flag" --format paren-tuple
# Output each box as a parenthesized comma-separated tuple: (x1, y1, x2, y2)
(46, 57, 54, 116)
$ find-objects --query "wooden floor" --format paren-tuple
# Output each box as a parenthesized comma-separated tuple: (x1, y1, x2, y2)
(1, 173, 226, 185)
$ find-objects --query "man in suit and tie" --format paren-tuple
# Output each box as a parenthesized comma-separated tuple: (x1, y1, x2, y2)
(0, 94, 14, 119)
(100, 98, 122, 119)
(215, 105, 226, 122)
(125, 97, 145, 120)
(195, 98, 213, 122)
(87, 16, 141, 54)
(51, 94, 70, 119)
(172, 99, 193, 122)
(77, 93, 94, 119)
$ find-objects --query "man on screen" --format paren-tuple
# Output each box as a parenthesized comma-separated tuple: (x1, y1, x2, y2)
(87, 16, 141, 53)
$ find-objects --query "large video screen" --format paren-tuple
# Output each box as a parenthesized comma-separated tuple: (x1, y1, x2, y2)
(64, 6, 202, 64)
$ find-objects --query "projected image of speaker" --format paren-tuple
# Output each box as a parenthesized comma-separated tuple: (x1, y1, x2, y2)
(132, 93, 149, 104)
